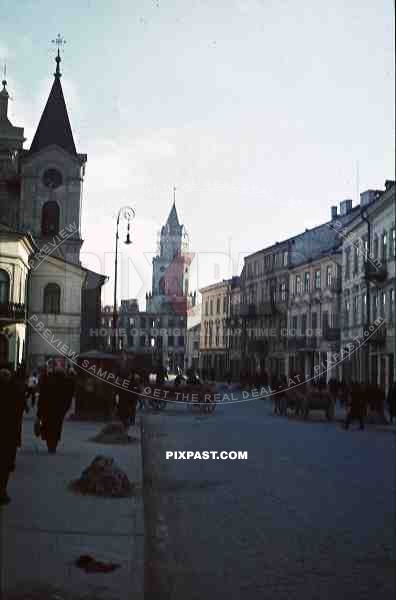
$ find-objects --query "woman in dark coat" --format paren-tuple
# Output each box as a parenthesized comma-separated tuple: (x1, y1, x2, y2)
(0, 368, 25, 504)
(37, 367, 73, 453)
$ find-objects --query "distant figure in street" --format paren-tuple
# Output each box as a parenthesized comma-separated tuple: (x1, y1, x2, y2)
(344, 383, 367, 430)
(386, 381, 396, 424)
(0, 368, 25, 504)
(37, 367, 73, 453)
(26, 369, 39, 409)
(117, 371, 138, 428)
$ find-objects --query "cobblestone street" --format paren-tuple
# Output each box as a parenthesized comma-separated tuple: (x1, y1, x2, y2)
(142, 398, 396, 600)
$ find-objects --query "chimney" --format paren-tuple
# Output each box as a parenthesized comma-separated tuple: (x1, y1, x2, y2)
(360, 190, 380, 207)
(339, 199, 352, 216)
(331, 206, 338, 219)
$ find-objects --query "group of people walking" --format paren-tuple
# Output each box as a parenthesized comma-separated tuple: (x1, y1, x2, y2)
(0, 364, 76, 505)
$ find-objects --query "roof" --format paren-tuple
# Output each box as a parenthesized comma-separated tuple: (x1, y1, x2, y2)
(166, 202, 180, 228)
(29, 73, 77, 156)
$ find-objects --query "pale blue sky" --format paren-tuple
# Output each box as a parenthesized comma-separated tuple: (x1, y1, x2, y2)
(1, 0, 394, 305)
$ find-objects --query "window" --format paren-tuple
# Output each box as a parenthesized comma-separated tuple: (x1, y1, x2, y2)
(41, 201, 60, 235)
(205, 300, 209, 315)
(381, 291, 386, 317)
(128, 335, 134, 347)
(140, 317, 146, 329)
(280, 282, 287, 301)
(0, 269, 10, 304)
(373, 291, 378, 319)
(304, 272, 310, 292)
(344, 294, 350, 327)
(345, 248, 351, 280)
(353, 247, 359, 274)
(43, 283, 60, 314)
(301, 314, 307, 334)
(390, 227, 396, 259)
(314, 270, 321, 289)
(216, 297, 220, 314)
(322, 310, 329, 333)
(362, 293, 367, 324)
(361, 236, 368, 260)
(215, 327, 220, 346)
(373, 235, 379, 259)
(292, 316, 298, 332)
(389, 289, 394, 320)
(296, 275, 302, 295)
(178, 336, 184, 347)
(210, 299, 213, 315)
(311, 312, 317, 333)
(168, 335, 174, 347)
(129, 318, 135, 327)
(326, 266, 333, 288)
(353, 294, 358, 324)
(283, 251, 288, 267)
(382, 232, 387, 261)
(223, 296, 227, 314)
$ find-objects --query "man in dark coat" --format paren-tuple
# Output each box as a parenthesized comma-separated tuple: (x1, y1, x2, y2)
(37, 367, 73, 453)
(117, 371, 139, 428)
(0, 368, 25, 504)
(387, 381, 396, 424)
(344, 383, 367, 430)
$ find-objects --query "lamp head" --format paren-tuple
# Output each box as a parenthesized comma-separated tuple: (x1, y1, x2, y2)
(124, 233, 132, 245)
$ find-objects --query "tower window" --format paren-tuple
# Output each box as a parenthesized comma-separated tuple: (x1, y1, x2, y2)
(41, 201, 60, 236)
(43, 283, 61, 314)
(0, 269, 10, 304)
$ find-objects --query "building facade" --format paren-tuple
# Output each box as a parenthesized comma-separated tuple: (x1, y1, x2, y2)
(0, 225, 34, 368)
(0, 52, 106, 369)
(340, 182, 395, 391)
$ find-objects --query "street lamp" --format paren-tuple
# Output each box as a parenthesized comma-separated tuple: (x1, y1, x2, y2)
(113, 206, 135, 353)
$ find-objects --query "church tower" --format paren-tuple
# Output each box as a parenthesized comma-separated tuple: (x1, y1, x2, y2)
(148, 193, 190, 315)
(0, 75, 25, 228)
(19, 44, 86, 264)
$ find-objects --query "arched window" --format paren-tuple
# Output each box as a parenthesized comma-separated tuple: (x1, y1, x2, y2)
(0, 269, 10, 304)
(41, 201, 60, 236)
(43, 283, 61, 314)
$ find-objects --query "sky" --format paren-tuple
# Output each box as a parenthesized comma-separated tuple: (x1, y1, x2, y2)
(1, 0, 394, 306)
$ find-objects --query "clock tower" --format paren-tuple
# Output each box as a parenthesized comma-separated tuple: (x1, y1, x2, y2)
(19, 46, 86, 264)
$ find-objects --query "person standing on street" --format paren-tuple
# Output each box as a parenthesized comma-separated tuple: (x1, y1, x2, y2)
(0, 368, 25, 504)
(37, 366, 73, 453)
(344, 383, 367, 430)
(387, 381, 396, 424)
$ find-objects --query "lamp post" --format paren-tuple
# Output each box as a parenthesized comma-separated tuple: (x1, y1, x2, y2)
(113, 206, 135, 353)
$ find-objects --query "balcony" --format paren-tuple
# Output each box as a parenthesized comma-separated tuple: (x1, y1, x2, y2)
(0, 302, 26, 324)
(248, 339, 268, 354)
(287, 335, 319, 351)
(326, 278, 341, 292)
(365, 323, 387, 345)
(322, 327, 340, 342)
(365, 260, 387, 283)
(239, 304, 256, 319)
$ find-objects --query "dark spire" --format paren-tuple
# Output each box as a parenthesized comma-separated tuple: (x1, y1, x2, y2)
(29, 39, 76, 156)
(0, 73, 9, 121)
(166, 186, 180, 228)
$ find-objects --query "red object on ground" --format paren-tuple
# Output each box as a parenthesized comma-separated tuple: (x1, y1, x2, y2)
(75, 554, 121, 573)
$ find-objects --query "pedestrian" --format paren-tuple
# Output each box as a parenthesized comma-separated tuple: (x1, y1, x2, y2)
(0, 368, 25, 504)
(37, 366, 73, 453)
(344, 383, 367, 430)
(386, 381, 396, 424)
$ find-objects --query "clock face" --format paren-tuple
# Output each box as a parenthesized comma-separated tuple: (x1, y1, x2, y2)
(42, 168, 63, 189)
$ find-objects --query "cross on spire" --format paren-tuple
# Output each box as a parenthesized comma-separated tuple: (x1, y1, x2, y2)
(52, 34, 66, 78)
